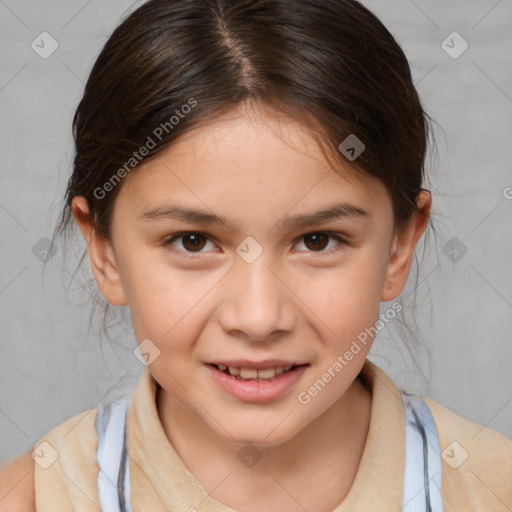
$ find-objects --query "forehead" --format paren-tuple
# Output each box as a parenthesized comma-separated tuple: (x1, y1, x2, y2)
(115, 105, 391, 223)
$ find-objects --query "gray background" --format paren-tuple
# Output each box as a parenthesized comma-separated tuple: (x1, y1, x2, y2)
(1, 0, 511, 464)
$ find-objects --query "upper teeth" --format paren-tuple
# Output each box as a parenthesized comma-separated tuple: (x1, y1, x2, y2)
(217, 364, 293, 380)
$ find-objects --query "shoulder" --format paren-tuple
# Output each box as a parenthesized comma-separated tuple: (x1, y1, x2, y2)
(0, 451, 35, 512)
(1, 407, 100, 512)
(424, 397, 512, 510)
(35, 407, 101, 510)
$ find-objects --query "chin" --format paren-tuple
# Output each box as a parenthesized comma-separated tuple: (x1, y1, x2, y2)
(218, 421, 300, 448)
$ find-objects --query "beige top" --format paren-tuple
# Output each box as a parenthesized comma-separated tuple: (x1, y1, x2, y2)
(34, 359, 512, 511)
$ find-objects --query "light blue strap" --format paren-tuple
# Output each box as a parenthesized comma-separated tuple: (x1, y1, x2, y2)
(96, 399, 133, 512)
(400, 391, 444, 512)
(120, 434, 132, 512)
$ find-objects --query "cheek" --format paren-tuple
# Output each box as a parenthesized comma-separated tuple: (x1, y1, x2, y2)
(123, 254, 222, 343)
(303, 252, 386, 336)
(293, 257, 385, 409)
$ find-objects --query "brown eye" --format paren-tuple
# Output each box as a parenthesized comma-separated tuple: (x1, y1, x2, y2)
(181, 233, 207, 252)
(294, 232, 346, 255)
(165, 232, 215, 254)
(303, 233, 329, 251)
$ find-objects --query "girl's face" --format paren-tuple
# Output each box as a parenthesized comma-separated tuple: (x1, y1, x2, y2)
(74, 104, 428, 445)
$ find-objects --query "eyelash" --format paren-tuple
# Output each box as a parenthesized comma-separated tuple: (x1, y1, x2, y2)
(162, 231, 348, 258)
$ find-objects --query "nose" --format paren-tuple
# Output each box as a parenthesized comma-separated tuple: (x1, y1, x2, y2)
(217, 254, 296, 342)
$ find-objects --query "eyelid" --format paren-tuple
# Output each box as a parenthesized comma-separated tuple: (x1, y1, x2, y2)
(163, 230, 349, 258)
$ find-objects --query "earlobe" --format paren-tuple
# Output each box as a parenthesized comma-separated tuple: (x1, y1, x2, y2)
(381, 190, 431, 302)
(71, 196, 127, 306)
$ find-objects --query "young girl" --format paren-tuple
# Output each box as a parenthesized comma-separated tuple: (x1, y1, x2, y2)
(1, 0, 511, 510)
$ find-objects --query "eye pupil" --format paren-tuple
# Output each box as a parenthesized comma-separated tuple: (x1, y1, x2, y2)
(183, 234, 206, 251)
(305, 233, 328, 251)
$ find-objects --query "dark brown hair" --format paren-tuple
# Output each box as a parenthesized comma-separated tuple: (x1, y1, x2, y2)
(53, 0, 437, 349)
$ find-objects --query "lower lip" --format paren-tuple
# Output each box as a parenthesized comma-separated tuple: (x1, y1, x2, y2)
(206, 364, 309, 402)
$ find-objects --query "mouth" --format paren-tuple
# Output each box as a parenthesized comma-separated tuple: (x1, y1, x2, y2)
(206, 361, 310, 402)
(207, 363, 309, 382)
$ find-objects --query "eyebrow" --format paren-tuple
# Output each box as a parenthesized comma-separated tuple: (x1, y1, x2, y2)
(140, 202, 371, 232)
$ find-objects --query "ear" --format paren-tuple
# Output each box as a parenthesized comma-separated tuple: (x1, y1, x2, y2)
(381, 190, 431, 302)
(71, 196, 127, 306)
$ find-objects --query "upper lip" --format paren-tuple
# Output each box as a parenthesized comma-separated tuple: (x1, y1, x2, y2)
(208, 359, 308, 370)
